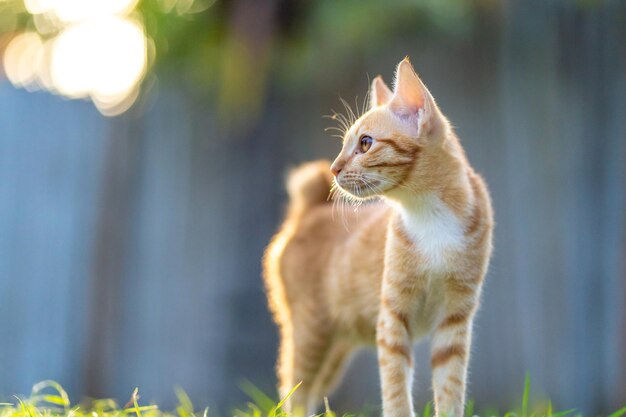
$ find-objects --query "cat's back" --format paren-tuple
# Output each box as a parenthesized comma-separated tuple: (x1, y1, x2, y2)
(280, 201, 390, 289)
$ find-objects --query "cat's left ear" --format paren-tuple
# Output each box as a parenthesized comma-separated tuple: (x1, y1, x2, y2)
(369, 76, 393, 110)
(389, 58, 442, 139)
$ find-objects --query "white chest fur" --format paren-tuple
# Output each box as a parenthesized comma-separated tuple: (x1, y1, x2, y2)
(396, 195, 466, 273)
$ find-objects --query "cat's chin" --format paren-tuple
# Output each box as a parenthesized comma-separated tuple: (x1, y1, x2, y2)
(336, 184, 380, 200)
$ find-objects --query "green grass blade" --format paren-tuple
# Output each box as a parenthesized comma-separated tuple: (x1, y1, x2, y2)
(522, 373, 530, 417)
(244, 402, 262, 417)
(92, 399, 120, 412)
(323, 397, 336, 417)
(125, 406, 158, 413)
(549, 409, 576, 417)
(465, 399, 474, 417)
(65, 406, 79, 417)
(421, 401, 433, 417)
(238, 381, 275, 414)
(232, 409, 247, 417)
(31, 382, 70, 409)
(29, 396, 69, 408)
(174, 387, 194, 415)
(17, 397, 38, 417)
(269, 381, 301, 417)
(123, 388, 147, 417)
(606, 407, 626, 417)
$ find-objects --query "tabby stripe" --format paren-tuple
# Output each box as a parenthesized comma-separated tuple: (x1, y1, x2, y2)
(431, 344, 466, 368)
(388, 371, 406, 385)
(473, 227, 491, 247)
(378, 339, 412, 364)
(376, 138, 419, 156)
(382, 298, 410, 333)
(438, 311, 470, 329)
(448, 376, 463, 386)
(465, 201, 482, 235)
(383, 385, 407, 400)
(364, 160, 414, 169)
(445, 280, 476, 296)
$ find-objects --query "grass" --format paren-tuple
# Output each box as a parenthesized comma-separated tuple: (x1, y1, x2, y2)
(1, 378, 624, 417)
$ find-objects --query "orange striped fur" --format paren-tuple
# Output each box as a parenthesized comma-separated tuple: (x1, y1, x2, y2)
(263, 58, 493, 417)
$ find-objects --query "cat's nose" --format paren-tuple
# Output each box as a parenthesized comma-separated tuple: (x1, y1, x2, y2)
(330, 160, 344, 177)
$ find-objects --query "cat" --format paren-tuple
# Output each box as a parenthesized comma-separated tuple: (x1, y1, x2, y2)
(263, 58, 493, 417)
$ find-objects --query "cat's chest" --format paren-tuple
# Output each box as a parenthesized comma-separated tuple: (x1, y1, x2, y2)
(396, 199, 466, 273)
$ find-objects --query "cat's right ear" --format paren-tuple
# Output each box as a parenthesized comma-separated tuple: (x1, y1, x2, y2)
(369, 76, 393, 110)
(389, 58, 442, 139)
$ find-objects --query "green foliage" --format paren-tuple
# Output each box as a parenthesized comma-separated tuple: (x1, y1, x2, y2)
(0, 0, 495, 120)
(0, 380, 624, 417)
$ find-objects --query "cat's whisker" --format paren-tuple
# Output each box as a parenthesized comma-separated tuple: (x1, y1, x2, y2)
(359, 175, 385, 199)
(324, 114, 348, 129)
(328, 183, 338, 202)
(353, 184, 363, 211)
(361, 177, 380, 197)
(361, 90, 371, 117)
(341, 193, 350, 231)
(339, 97, 357, 125)
(325, 110, 350, 134)
(330, 182, 342, 223)
(332, 110, 351, 131)
(324, 126, 346, 140)
(362, 172, 421, 195)
(330, 181, 353, 230)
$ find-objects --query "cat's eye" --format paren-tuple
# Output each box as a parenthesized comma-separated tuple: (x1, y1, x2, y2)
(360, 136, 373, 153)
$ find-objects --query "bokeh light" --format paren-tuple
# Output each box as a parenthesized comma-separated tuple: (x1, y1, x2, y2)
(3, 0, 148, 116)
(3, 31, 43, 89)
(51, 17, 146, 111)
(24, 0, 139, 23)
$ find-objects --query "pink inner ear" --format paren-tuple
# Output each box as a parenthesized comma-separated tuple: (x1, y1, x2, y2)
(408, 94, 425, 112)
(371, 77, 393, 109)
(391, 61, 428, 116)
(390, 91, 424, 118)
(376, 84, 392, 106)
(391, 88, 425, 117)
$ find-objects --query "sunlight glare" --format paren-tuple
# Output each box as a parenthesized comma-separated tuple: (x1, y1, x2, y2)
(4, 0, 149, 116)
(51, 17, 147, 103)
(3, 32, 43, 89)
(25, 0, 139, 22)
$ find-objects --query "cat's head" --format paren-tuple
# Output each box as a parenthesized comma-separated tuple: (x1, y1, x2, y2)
(330, 58, 450, 200)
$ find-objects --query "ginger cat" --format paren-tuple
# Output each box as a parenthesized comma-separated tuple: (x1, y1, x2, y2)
(263, 58, 493, 417)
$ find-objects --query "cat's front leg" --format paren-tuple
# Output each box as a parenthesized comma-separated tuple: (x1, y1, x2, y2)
(430, 278, 481, 417)
(377, 290, 415, 417)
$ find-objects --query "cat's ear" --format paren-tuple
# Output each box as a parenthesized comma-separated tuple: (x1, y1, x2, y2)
(369, 75, 393, 110)
(389, 57, 440, 138)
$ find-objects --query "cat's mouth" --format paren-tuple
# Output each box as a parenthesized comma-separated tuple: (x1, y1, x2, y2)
(336, 174, 385, 199)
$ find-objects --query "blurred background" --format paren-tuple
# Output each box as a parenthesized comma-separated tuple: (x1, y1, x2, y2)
(0, 0, 624, 415)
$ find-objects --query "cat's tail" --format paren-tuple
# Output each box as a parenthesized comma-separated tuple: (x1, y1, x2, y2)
(286, 160, 333, 218)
